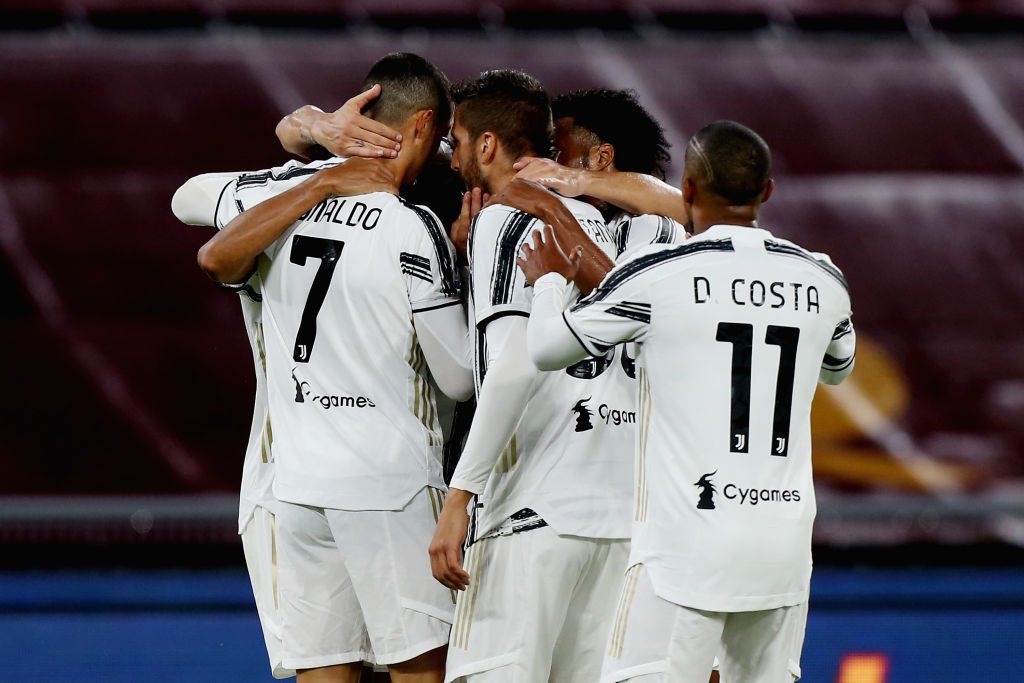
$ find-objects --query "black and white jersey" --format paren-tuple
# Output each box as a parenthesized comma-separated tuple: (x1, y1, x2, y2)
(562, 224, 855, 611)
(465, 197, 637, 539)
(216, 158, 460, 511)
(610, 212, 687, 261)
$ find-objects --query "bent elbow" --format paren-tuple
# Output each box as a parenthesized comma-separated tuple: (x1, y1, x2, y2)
(196, 243, 236, 284)
(530, 347, 567, 372)
(438, 373, 475, 402)
(819, 360, 855, 386)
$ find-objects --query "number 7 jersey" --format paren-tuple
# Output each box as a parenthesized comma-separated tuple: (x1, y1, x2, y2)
(217, 158, 460, 511)
(563, 224, 855, 612)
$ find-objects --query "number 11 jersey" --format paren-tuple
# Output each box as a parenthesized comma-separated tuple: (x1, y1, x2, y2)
(563, 224, 855, 612)
(218, 158, 460, 511)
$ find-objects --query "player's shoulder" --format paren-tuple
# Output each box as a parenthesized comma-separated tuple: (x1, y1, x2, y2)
(235, 157, 341, 192)
(473, 202, 537, 239)
(616, 213, 687, 256)
(760, 232, 848, 292)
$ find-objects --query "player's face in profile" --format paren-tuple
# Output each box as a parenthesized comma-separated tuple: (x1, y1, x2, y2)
(553, 117, 590, 169)
(449, 110, 487, 190)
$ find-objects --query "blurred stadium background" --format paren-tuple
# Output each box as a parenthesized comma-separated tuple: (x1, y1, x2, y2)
(2, 0, 1023, 680)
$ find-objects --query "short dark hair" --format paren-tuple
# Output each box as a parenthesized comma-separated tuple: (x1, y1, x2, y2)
(452, 69, 553, 160)
(360, 53, 451, 128)
(685, 121, 771, 205)
(552, 88, 671, 180)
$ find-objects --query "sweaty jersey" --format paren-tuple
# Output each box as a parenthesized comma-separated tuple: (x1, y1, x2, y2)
(466, 196, 636, 539)
(218, 157, 460, 511)
(563, 224, 855, 611)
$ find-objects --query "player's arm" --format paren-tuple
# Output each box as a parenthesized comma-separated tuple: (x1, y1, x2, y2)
(518, 227, 651, 370)
(171, 172, 243, 227)
(430, 316, 537, 591)
(197, 159, 395, 284)
(820, 317, 856, 385)
(485, 179, 614, 295)
(404, 210, 474, 402)
(429, 209, 541, 591)
(514, 157, 688, 225)
(276, 85, 403, 161)
(414, 307, 474, 402)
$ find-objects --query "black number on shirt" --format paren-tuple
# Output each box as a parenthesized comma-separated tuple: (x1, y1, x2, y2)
(715, 322, 800, 457)
(290, 235, 345, 363)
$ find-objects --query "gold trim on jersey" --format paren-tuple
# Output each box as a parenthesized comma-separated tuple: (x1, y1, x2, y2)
(409, 336, 441, 447)
(261, 413, 273, 464)
(608, 563, 642, 658)
(451, 540, 487, 649)
(254, 320, 267, 373)
(635, 369, 652, 521)
(494, 434, 518, 474)
(270, 512, 279, 610)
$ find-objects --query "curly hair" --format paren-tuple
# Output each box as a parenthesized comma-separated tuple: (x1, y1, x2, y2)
(552, 88, 671, 180)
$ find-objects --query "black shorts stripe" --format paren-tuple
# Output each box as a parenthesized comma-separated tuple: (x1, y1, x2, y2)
(765, 240, 849, 292)
(489, 210, 534, 307)
(399, 198, 459, 297)
(573, 238, 735, 309)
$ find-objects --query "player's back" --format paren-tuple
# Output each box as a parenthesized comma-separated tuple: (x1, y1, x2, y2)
(260, 189, 459, 512)
(605, 224, 852, 611)
(468, 197, 635, 540)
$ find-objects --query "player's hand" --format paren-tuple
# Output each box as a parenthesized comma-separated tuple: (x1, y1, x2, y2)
(484, 177, 562, 220)
(429, 492, 472, 591)
(450, 187, 489, 262)
(317, 157, 397, 197)
(311, 85, 403, 159)
(512, 157, 584, 198)
(517, 225, 583, 285)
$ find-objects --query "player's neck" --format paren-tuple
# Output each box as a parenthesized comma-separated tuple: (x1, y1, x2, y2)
(486, 166, 517, 197)
(359, 157, 405, 194)
(692, 205, 760, 234)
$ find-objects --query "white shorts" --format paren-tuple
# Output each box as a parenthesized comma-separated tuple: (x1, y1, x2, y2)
(240, 505, 295, 679)
(601, 564, 806, 683)
(276, 486, 455, 670)
(446, 524, 629, 683)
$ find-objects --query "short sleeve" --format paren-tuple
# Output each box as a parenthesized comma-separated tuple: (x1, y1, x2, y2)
(615, 214, 687, 261)
(399, 202, 461, 313)
(469, 206, 538, 328)
(563, 255, 658, 356)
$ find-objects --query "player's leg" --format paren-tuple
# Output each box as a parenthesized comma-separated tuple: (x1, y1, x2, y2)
(387, 644, 447, 682)
(328, 487, 453, 681)
(548, 538, 630, 683)
(276, 501, 373, 680)
(718, 603, 807, 683)
(295, 664, 362, 683)
(601, 564, 723, 683)
(240, 505, 296, 679)
(447, 524, 587, 682)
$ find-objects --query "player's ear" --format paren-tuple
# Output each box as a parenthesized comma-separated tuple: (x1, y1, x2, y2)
(414, 109, 434, 141)
(590, 143, 615, 172)
(761, 178, 774, 204)
(682, 176, 697, 204)
(479, 132, 497, 165)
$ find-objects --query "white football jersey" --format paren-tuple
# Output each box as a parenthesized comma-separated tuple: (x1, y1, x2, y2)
(612, 213, 687, 261)
(563, 224, 855, 611)
(218, 158, 460, 511)
(467, 197, 636, 539)
(211, 174, 277, 533)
